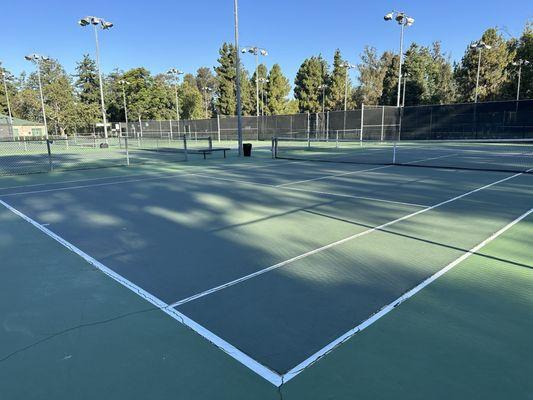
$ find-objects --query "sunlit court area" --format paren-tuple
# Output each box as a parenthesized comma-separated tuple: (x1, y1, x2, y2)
(1, 1, 532, 399)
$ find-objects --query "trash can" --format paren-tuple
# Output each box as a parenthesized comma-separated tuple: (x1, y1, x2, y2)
(243, 143, 252, 157)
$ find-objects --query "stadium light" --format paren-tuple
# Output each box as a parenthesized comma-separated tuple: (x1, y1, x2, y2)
(167, 68, 184, 132)
(79, 16, 113, 140)
(24, 54, 49, 138)
(512, 59, 530, 101)
(470, 41, 492, 103)
(384, 11, 414, 107)
(242, 46, 268, 119)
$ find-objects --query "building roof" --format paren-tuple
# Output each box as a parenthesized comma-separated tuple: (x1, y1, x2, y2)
(0, 114, 43, 126)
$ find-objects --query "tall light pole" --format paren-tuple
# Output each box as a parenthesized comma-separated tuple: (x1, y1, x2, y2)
(402, 72, 410, 107)
(257, 77, 269, 115)
(512, 59, 530, 101)
(202, 86, 213, 118)
(470, 41, 492, 103)
(1, 68, 14, 139)
(241, 46, 268, 118)
(167, 68, 184, 132)
(79, 16, 113, 140)
(24, 54, 49, 138)
(341, 61, 356, 133)
(118, 79, 130, 136)
(384, 11, 415, 107)
(234, 0, 243, 155)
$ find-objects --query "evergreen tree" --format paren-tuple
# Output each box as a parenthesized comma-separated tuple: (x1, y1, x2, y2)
(215, 43, 237, 115)
(509, 22, 533, 100)
(294, 55, 328, 113)
(327, 49, 352, 110)
(454, 28, 514, 102)
(196, 67, 216, 117)
(74, 54, 100, 126)
(251, 64, 268, 115)
(240, 67, 254, 115)
(266, 64, 290, 115)
(0, 64, 17, 118)
(380, 52, 400, 105)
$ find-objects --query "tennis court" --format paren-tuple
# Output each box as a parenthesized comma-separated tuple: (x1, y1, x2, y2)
(1, 143, 532, 399)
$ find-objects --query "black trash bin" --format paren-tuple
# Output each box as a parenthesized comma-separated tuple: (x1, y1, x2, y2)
(243, 143, 252, 157)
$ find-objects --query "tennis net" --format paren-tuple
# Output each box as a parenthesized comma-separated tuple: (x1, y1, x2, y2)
(273, 137, 533, 174)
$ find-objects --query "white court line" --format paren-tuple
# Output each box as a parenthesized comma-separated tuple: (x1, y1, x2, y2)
(275, 164, 393, 187)
(281, 207, 533, 384)
(186, 173, 429, 208)
(170, 171, 525, 308)
(0, 199, 284, 387)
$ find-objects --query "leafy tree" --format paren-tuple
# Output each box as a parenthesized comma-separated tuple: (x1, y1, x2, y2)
(294, 55, 328, 113)
(327, 49, 352, 110)
(180, 80, 204, 119)
(356, 46, 388, 105)
(454, 28, 515, 102)
(266, 64, 290, 115)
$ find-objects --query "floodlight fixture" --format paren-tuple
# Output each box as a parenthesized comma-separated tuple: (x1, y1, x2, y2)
(384, 10, 415, 107)
(78, 15, 114, 140)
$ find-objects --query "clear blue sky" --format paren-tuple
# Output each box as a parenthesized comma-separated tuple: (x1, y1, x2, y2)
(3, 0, 532, 84)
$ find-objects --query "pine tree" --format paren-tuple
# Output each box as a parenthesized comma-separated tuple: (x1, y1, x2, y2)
(327, 49, 351, 110)
(74, 54, 100, 126)
(215, 43, 237, 115)
(380, 52, 400, 105)
(294, 55, 328, 113)
(0, 63, 16, 118)
(454, 28, 514, 102)
(266, 64, 290, 115)
(251, 64, 268, 115)
(196, 67, 216, 117)
(509, 22, 533, 100)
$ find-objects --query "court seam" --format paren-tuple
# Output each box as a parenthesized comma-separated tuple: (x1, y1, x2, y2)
(281, 207, 533, 383)
(169, 171, 525, 307)
(0, 199, 284, 387)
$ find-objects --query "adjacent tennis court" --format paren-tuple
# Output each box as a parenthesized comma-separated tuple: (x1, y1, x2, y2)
(1, 144, 532, 399)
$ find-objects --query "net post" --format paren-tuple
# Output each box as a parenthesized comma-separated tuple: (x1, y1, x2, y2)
(217, 114, 221, 143)
(46, 139, 53, 172)
(392, 141, 397, 164)
(307, 113, 311, 148)
(125, 136, 130, 166)
(336, 130, 339, 148)
(183, 134, 188, 161)
(208, 136, 213, 151)
(381, 105, 385, 141)
(271, 137, 277, 159)
(169, 119, 173, 140)
(360, 103, 364, 146)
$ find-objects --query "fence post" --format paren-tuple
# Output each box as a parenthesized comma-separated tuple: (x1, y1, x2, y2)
(315, 113, 319, 139)
(381, 106, 385, 141)
(217, 114, 221, 143)
(306, 112, 310, 148)
(360, 103, 364, 145)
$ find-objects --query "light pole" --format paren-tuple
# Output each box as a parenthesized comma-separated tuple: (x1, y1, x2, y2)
(470, 41, 492, 103)
(402, 72, 410, 107)
(79, 16, 113, 140)
(241, 46, 268, 117)
(118, 79, 130, 136)
(318, 84, 327, 116)
(512, 59, 530, 101)
(1, 69, 14, 139)
(341, 61, 356, 133)
(202, 87, 213, 118)
(384, 11, 415, 107)
(24, 54, 49, 138)
(234, 0, 243, 155)
(257, 77, 269, 115)
(167, 68, 184, 133)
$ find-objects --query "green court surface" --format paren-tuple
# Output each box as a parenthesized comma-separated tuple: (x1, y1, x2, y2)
(0, 147, 531, 399)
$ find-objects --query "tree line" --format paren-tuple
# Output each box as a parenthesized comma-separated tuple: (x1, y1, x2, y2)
(0, 24, 531, 135)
